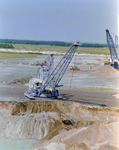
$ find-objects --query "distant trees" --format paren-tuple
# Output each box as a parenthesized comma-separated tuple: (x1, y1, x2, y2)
(0, 39, 108, 48)
(0, 43, 14, 48)
(79, 43, 107, 48)
(0, 39, 72, 46)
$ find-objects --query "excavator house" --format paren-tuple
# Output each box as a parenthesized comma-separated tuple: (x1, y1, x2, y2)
(24, 41, 80, 100)
(106, 29, 119, 68)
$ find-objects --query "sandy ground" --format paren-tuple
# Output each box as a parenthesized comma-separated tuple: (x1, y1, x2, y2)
(0, 99, 119, 150)
(0, 54, 119, 106)
(0, 84, 119, 106)
(1, 54, 119, 149)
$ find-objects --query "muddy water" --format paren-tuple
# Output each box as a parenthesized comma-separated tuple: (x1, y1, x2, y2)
(0, 137, 39, 150)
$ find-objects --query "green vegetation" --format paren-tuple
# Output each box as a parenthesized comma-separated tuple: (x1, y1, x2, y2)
(0, 44, 110, 60)
(0, 39, 107, 48)
(0, 43, 110, 60)
(12, 44, 70, 52)
(0, 39, 71, 47)
(12, 44, 109, 55)
(76, 47, 110, 55)
(0, 52, 40, 59)
(79, 43, 107, 48)
(0, 43, 14, 48)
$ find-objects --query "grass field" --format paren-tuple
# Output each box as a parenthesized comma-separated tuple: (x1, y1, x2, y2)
(77, 47, 109, 55)
(13, 44, 110, 54)
(0, 44, 110, 59)
(12, 44, 71, 53)
(0, 52, 40, 59)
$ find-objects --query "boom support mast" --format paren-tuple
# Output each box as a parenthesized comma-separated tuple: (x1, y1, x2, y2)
(106, 29, 118, 62)
(39, 42, 80, 94)
(25, 41, 80, 99)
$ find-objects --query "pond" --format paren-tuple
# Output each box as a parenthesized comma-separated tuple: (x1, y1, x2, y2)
(0, 137, 40, 150)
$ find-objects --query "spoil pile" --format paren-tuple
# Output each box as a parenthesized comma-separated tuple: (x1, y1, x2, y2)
(1, 76, 33, 85)
(92, 65, 119, 76)
(1, 100, 119, 149)
(34, 122, 119, 150)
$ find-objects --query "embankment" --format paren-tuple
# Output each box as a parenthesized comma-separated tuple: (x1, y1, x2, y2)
(0, 100, 119, 149)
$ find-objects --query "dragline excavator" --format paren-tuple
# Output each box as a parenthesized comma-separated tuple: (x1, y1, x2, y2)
(24, 41, 80, 100)
(106, 29, 119, 68)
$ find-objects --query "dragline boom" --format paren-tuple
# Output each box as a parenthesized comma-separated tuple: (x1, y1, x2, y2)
(25, 41, 80, 99)
(39, 42, 80, 94)
(106, 29, 118, 62)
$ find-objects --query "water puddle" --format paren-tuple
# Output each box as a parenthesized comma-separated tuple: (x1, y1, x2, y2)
(0, 137, 39, 150)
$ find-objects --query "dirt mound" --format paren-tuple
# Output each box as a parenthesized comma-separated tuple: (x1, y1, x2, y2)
(98, 144, 119, 150)
(11, 100, 62, 115)
(1, 76, 33, 85)
(92, 65, 119, 76)
(1, 100, 119, 149)
(0, 100, 98, 141)
(35, 122, 119, 150)
(63, 122, 111, 146)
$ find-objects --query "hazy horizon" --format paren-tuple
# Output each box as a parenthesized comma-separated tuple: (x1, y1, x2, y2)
(0, 0, 118, 43)
(0, 38, 108, 44)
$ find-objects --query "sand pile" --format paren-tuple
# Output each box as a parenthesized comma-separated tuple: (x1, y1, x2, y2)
(11, 100, 62, 115)
(0, 108, 63, 140)
(34, 122, 119, 150)
(0, 100, 97, 140)
(92, 65, 119, 76)
(1, 76, 33, 85)
(1, 100, 119, 149)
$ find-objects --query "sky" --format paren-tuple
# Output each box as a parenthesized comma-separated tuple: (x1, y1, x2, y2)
(0, 0, 118, 43)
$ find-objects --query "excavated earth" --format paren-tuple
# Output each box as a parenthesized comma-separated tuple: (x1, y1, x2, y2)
(0, 100, 119, 150)
(1, 54, 119, 149)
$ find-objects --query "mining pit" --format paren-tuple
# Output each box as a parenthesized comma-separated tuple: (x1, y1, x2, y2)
(1, 54, 119, 150)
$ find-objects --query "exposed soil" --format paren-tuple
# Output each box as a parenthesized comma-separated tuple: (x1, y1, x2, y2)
(0, 99, 119, 150)
(1, 54, 119, 149)
(1, 76, 33, 85)
(92, 65, 119, 76)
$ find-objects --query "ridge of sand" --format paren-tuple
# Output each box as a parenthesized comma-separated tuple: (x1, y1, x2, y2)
(34, 122, 119, 150)
(92, 65, 119, 76)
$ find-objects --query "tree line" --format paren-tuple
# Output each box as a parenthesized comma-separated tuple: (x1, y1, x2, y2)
(0, 39, 108, 48)
(0, 43, 14, 48)
(0, 39, 71, 46)
(79, 43, 107, 48)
